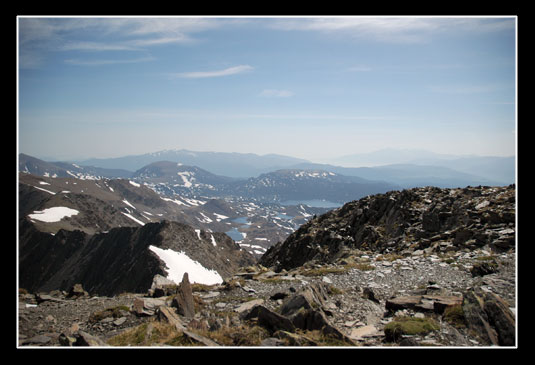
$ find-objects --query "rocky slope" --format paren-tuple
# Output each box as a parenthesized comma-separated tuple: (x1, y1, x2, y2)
(19, 219, 255, 296)
(260, 185, 515, 271)
(18, 185, 516, 347)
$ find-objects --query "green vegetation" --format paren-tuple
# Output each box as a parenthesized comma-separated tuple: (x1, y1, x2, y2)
(384, 316, 440, 342)
(89, 305, 130, 323)
(443, 304, 467, 329)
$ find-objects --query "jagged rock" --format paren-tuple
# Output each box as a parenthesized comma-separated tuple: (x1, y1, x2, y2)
(244, 305, 296, 333)
(280, 283, 330, 316)
(171, 273, 195, 318)
(74, 331, 108, 346)
(462, 289, 500, 346)
(482, 291, 516, 346)
(290, 308, 355, 344)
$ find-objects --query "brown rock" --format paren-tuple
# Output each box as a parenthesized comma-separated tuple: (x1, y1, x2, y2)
(158, 306, 186, 331)
(462, 290, 499, 346)
(244, 305, 296, 333)
(172, 273, 195, 318)
(482, 291, 516, 346)
(385, 295, 422, 311)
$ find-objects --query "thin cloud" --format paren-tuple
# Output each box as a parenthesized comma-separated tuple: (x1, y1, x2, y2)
(64, 56, 155, 66)
(171, 65, 254, 78)
(268, 17, 515, 43)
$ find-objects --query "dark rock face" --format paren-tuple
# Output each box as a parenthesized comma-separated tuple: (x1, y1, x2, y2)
(19, 220, 255, 296)
(260, 185, 515, 271)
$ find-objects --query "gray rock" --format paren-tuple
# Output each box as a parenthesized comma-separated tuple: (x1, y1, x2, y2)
(244, 305, 296, 333)
(133, 297, 166, 316)
(172, 272, 195, 318)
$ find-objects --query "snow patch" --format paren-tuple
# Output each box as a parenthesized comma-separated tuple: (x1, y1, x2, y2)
(32, 186, 56, 195)
(213, 213, 229, 221)
(210, 235, 217, 247)
(177, 171, 194, 188)
(28, 207, 79, 222)
(161, 197, 187, 206)
(195, 229, 202, 240)
(121, 212, 145, 225)
(122, 199, 136, 210)
(129, 180, 140, 187)
(148, 245, 223, 285)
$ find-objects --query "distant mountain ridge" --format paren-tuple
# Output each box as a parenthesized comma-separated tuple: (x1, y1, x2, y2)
(78, 149, 309, 178)
(332, 148, 514, 185)
(26, 147, 514, 186)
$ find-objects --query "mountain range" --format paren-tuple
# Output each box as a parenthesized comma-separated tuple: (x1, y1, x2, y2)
(22, 148, 514, 190)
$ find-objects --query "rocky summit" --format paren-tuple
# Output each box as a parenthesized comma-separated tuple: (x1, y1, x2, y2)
(18, 184, 516, 347)
(260, 185, 515, 271)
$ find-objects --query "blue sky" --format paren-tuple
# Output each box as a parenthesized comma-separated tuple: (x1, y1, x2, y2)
(18, 16, 516, 162)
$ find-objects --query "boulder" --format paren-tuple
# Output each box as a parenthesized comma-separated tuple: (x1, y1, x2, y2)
(280, 282, 329, 316)
(149, 274, 177, 297)
(133, 297, 166, 316)
(244, 305, 296, 333)
(67, 283, 89, 299)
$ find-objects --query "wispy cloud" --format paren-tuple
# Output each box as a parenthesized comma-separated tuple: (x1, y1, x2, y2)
(170, 65, 254, 79)
(18, 17, 224, 68)
(61, 41, 141, 52)
(259, 89, 294, 98)
(64, 56, 155, 66)
(268, 17, 515, 43)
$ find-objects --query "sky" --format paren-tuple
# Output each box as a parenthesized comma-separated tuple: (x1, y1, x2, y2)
(17, 16, 517, 162)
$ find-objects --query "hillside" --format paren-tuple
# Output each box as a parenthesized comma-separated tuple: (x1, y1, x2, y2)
(260, 185, 515, 270)
(19, 219, 255, 296)
(19, 185, 516, 347)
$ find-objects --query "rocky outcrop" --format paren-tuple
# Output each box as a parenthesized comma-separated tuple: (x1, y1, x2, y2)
(19, 219, 255, 296)
(260, 185, 515, 271)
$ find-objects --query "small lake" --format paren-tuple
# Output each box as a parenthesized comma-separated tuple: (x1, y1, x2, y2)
(232, 217, 249, 225)
(276, 213, 293, 220)
(280, 199, 341, 208)
(225, 227, 245, 241)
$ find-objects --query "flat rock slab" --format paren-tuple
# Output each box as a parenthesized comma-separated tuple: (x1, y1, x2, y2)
(386, 295, 463, 314)
(349, 325, 380, 341)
